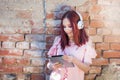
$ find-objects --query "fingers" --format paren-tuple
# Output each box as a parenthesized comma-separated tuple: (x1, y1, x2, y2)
(62, 55, 73, 62)
(62, 55, 68, 60)
(53, 62, 62, 70)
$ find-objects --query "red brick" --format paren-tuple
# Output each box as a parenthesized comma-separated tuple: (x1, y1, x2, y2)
(90, 5, 102, 14)
(23, 67, 43, 73)
(0, 49, 23, 56)
(25, 34, 44, 41)
(96, 50, 102, 58)
(46, 27, 60, 35)
(16, 10, 32, 19)
(0, 34, 24, 41)
(97, 28, 111, 35)
(110, 43, 120, 50)
(4, 66, 22, 73)
(112, 28, 120, 35)
(3, 57, 17, 65)
(98, 0, 120, 5)
(17, 58, 30, 66)
(31, 59, 45, 66)
(32, 27, 45, 34)
(105, 21, 120, 28)
(76, 8, 86, 14)
(89, 0, 98, 4)
(92, 58, 109, 66)
(90, 20, 104, 28)
(0, 35, 9, 41)
(96, 43, 109, 50)
(0, 27, 16, 34)
(85, 74, 96, 80)
(28, 19, 34, 25)
(89, 66, 101, 74)
(90, 35, 103, 42)
(0, 49, 9, 56)
(16, 42, 29, 49)
(0, 26, 31, 34)
(46, 35, 55, 43)
(31, 42, 46, 50)
(88, 28, 97, 35)
(46, 20, 61, 27)
(17, 74, 26, 80)
(82, 12, 89, 21)
(0, 66, 4, 72)
(0, 58, 2, 65)
(46, 41, 53, 50)
(103, 51, 120, 58)
(16, 26, 31, 34)
(2, 41, 15, 48)
(24, 50, 43, 58)
(90, 14, 104, 20)
(110, 59, 120, 65)
(31, 74, 45, 80)
(0, 42, 1, 48)
(84, 21, 89, 28)
(46, 13, 54, 19)
(104, 36, 120, 42)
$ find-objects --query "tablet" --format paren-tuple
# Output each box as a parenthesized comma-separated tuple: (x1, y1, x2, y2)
(48, 55, 74, 67)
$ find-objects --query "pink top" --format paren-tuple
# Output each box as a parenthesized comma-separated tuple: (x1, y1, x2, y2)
(48, 36, 97, 80)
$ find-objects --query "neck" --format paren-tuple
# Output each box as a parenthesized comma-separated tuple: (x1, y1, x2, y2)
(67, 33, 74, 42)
(69, 37, 74, 42)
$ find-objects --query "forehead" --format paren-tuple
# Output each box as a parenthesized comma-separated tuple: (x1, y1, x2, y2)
(63, 18, 71, 26)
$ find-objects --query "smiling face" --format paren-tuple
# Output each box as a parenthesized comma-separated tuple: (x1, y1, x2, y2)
(62, 18, 73, 40)
(60, 11, 88, 49)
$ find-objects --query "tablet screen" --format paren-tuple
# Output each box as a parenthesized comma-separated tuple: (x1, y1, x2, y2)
(48, 55, 74, 67)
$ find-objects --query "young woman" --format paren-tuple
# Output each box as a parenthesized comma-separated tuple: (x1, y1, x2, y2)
(47, 10, 97, 80)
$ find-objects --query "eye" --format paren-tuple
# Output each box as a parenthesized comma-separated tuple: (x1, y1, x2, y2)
(63, 26, 72, 28)
(63, 24, 72, 28)
(63, 26, 66, 28)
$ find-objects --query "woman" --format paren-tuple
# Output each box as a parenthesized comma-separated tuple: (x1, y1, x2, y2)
(47, 10, 97, 80)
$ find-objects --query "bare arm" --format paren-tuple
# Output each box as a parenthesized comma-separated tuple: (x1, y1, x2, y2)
(72, 57, 90, 73)
(63, 55, 90, 73)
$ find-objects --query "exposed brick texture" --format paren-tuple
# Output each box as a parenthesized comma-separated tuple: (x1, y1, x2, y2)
(0, 0, 120, 80)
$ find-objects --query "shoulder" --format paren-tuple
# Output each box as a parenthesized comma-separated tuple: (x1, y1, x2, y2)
(55, 36, 61, 40)
(82, 38, 94, 49)
(86, 39, 93, 46)
(53, 36, 61, 44)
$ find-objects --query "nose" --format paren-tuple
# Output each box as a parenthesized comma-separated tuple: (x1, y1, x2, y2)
(64, 27, 72, 31)
(64, 27, 72, 34)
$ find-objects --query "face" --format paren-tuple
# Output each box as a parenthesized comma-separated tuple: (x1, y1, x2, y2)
(63, 18, 73, 38)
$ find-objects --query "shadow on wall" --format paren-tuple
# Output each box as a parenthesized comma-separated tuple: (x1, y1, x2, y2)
(45, 4, 74, 80)
(95, 63, 120, 80)
(53, 4, 75, 25)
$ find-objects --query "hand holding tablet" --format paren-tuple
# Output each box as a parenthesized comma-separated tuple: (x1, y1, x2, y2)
(48, 55, 74, 68)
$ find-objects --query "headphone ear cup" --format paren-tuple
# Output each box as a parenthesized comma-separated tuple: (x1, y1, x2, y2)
(77, 21, 84, 29)
(76, 11, 84, 29)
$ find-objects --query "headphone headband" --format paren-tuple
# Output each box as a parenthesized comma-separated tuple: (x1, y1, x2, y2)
(76, 11, 83, 21)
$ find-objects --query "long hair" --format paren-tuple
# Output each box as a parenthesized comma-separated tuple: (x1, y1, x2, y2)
(60, 10, 88, 50)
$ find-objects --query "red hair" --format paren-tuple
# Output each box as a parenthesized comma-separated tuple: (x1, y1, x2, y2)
(60, 10, 88, 50)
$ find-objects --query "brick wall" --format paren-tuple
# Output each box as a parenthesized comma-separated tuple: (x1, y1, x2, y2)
(0, 0, 45, 80)
(0, 0, 120, 80)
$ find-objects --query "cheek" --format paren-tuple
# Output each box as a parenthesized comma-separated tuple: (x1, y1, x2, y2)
(64, 28, 72, 34)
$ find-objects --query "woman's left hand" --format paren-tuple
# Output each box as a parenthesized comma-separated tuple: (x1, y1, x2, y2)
(62, 55, 74, 63)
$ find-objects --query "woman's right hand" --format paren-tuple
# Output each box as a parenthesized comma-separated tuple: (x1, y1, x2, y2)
(52, 62, 62, 70)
